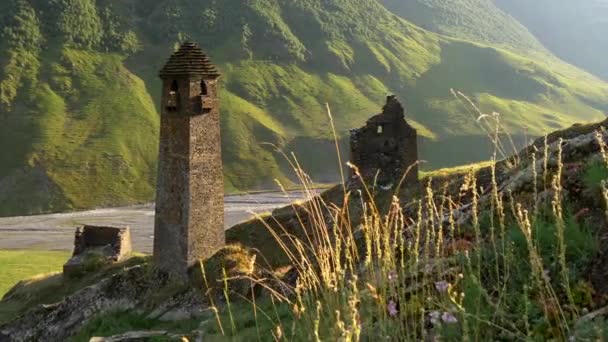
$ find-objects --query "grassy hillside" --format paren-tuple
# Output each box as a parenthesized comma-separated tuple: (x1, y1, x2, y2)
(0, 250, 69, 298)
(1, 0, 608, 216)
(380, 0, 547, 55)
(496, 0, 608, 81)
(5, 120, 608, 340)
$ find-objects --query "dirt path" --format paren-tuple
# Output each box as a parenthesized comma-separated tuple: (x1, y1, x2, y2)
(0, 191, 308, 253)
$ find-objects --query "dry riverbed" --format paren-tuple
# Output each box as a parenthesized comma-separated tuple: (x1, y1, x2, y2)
(0, 191, 308, 253)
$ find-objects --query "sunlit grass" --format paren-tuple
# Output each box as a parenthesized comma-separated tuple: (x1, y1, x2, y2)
(201, 100, 608, 340)
(0, 250, 70, 298)
(4, 96, 608, 340)
(421, 160, 494, 179)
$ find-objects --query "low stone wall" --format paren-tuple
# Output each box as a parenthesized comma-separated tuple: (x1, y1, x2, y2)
(64, 226, 132, 278)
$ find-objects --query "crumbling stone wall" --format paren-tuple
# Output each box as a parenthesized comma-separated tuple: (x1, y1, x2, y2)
(63, 225, 132, 277)
(71, 225, 132, 259)
(350, 95, 419, 187)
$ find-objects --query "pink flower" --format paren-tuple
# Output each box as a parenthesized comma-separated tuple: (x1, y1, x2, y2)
(435, 281, 450, 293)
(441, 312, 458, 324)
(387, 300, 398, 317)
(429, 310, 441, 325)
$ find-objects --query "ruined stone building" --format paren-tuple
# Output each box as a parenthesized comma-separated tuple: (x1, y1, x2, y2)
(154, 42, 225, 276)
(63, 225, 132, 278)
(350, 95, 419, 187)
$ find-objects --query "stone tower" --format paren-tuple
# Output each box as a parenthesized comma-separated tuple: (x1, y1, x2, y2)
(154, 42, 224, 276)
(350, 95, 418, 187)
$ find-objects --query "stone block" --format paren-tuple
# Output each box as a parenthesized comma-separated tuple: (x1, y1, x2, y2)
(63, 225, 132, 278)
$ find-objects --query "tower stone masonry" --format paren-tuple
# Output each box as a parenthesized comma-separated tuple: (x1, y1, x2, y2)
(153, 42, 225, 276)
(350, 95, 419, 187)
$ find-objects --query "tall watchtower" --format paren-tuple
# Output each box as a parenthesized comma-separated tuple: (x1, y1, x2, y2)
(153, 42, 225, 276)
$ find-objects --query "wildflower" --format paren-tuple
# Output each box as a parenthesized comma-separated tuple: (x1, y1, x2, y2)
(543, 269, 551, 282)
(435, 280, 450, 293)
(387, 300, 398, 317)
(388, 270, 398, 283)
(441, 312, 458, 324)
(428, 310, 441, 325)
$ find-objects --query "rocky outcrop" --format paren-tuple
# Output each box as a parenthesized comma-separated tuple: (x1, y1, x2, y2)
(0, 245, 263, 342)
(0, 265, 204, 342)
(89, 330, 190, 342)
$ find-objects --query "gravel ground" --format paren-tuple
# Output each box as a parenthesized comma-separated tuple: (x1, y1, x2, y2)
(0, 191, 308, 253)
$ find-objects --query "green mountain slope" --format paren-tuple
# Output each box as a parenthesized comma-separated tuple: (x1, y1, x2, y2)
(1, 0, 607, 216)
(495, 0, 608, 81)
(380, 0, 547, 54)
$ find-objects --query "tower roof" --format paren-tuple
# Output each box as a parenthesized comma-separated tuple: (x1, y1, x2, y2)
(159, 42, 220, 79)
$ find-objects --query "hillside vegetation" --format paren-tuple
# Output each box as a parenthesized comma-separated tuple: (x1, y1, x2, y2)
(0, 250, 69, 298)
(496, 0, 608, 81)
(380, 0, 546, 54)
(1, 0, 608, 216)
(5, 119, 608, 340)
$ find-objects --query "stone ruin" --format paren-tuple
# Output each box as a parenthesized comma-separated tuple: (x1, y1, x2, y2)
(63, 225, 132, 278)
(153, 42, 226, 278)
(350, 95, 419, 187)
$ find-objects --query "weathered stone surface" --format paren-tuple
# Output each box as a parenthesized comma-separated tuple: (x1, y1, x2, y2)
(1, 266, 143, 342)
(89, 330, 188, 342)
(154, 42, 225, 277)
(63, 225, 132, 278)
(0, 263, 207, 342)
(160, 41, 220, 78)
(350, 95, 419, 187)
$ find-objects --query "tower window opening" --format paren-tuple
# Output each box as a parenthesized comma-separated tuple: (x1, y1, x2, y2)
(167, 80, 179, 111)
(200, 81, 208, 96)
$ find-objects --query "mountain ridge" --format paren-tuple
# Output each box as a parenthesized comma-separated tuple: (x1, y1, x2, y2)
(1, 0, 607, 216)
(380, 0, 548, 55)
(495, 0, 608, 81)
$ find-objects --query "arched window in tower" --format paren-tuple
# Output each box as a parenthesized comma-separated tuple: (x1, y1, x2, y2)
(199, 80, 212, 114)
(167, 80, 179, 112)
(200, 80, 208, 96)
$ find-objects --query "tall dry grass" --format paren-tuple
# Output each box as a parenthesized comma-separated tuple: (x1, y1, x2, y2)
(202, 97, 605, 341)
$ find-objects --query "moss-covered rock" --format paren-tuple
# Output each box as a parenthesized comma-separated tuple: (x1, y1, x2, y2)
(190, 245, 259, 300)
